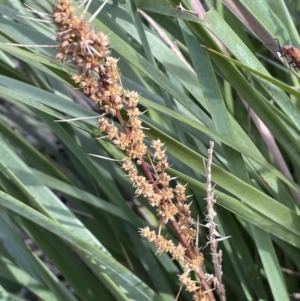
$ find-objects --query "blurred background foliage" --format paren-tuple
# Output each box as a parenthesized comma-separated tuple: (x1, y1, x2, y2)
(0, 0, 300, 300)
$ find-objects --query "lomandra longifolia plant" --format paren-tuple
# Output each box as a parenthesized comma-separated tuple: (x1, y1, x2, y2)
(52, 1, 225, 300)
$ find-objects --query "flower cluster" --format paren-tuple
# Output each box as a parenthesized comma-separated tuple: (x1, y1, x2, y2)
(53, 1, 211, 300)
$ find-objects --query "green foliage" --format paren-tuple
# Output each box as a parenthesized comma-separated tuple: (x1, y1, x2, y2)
(0, 0, 299, 300)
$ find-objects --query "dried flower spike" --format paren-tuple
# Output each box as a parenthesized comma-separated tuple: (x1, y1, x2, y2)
(52, 1, 217, 300)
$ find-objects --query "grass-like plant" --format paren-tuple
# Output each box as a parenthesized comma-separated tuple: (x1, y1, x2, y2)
(0, 0, 300, 301)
